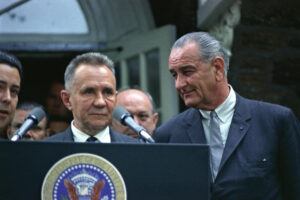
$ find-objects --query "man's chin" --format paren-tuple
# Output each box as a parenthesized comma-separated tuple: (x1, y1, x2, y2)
(183, 99, 198, 108)
(0, 117, 9, 126)
(87, 122, 109, 133)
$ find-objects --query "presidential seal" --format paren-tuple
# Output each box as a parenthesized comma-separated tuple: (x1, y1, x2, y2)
(41, 153, 126, 200)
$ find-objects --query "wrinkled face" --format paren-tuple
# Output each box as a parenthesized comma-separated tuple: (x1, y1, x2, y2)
(8, 109, 48, 140)
(45, 82, 70, 117)
(61, 64, 117, 135)
(111, 90, 158, 137)
(169, 42, 220, 110)
(0, 64, 20, 136)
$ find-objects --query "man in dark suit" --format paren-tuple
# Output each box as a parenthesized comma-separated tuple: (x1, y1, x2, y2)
(0, 51, 22, 139)
(154, 32, 300, 199)
(46, 52, 138, 143)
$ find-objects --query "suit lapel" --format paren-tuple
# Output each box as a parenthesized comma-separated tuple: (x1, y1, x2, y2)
(64, 126, 75, 141)
(218, 94, 251, 174)
(110, 128, 118, 142)
(185, 108, 207, 144)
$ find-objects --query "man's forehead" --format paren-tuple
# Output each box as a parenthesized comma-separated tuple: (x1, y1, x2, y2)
(118, 91, 151, 105)
(76, 64, 112, 74)
(170, 43, 199, 58)
(15, 109, 30, 118)
(38, 117, 47, 127)
(75, 64, 116, 85)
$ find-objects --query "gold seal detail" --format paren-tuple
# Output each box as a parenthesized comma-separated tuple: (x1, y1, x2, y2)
(41, 153, 126, 200)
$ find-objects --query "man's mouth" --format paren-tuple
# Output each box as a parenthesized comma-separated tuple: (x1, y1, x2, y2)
(89, 113, 107, 116)
(90, 113, 107, 115)
(126, 132, 138, 138)
(181, 90, 194, 97)
(0, 110, 9, 117)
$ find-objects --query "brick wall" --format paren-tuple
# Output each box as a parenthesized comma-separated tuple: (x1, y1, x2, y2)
(229, 0, 300, 119)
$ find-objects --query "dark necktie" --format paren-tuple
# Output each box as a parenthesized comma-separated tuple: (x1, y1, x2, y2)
(210, 111, 223, 181)
(86, 136, 99, 143)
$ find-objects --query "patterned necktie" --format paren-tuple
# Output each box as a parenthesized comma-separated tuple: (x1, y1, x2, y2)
(210, 111, 223, 181)
(86, 136, 99, 143)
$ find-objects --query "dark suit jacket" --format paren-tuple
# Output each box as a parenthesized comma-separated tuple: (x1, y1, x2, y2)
(45, 126, 139, 143)
(154, 94, 300, 200)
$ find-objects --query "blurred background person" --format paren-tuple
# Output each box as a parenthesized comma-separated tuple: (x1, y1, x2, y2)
(44, 80, 72, 119)
(0, 51, 22, 139)
(44, 80, 72, 135)
(7, 101, 49, 140)
(111, 88, 159, 138)
(48, 115, 70, 136)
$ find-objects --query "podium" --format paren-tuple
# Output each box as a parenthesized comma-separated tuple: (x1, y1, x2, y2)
(0, 140, 209, 200)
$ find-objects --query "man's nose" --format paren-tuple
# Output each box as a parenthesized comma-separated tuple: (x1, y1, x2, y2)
(175, 75, 187, 90)
(133, 115, 140, 124)
(24, 131, 33, 139)
(94, 93, 106, 107)
(0, 88, 12, 103)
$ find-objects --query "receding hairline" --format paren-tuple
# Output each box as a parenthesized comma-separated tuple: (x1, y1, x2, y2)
(69, 63, 116, 87)
(117, 89, 153, 109)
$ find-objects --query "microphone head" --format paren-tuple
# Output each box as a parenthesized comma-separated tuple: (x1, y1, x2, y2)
(25, 107, 46, 124)
(113, 106, 131, 124)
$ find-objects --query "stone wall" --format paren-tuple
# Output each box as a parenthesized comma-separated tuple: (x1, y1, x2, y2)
(229, 0, 300, 119)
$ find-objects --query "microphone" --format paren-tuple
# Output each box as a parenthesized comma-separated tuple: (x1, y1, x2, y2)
(113, 106, 155, 143)
(11, 107, 46, 141)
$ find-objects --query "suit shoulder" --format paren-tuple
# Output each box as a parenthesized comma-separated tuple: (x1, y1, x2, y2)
(238, 95, 299, 127)
(110, 130, 140, 143)
(242, 96, 294, 116)
(155, 108, 199, 142)
(44, 130, 69, 141)
(159, 108, 197, 128)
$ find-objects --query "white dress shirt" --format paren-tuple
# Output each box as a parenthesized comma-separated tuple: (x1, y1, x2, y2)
(71, 121, 111, 143)
(199, 85, 236, 146)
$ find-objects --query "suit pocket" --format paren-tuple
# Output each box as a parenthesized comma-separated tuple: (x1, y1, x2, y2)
(242, 155, 275, 178)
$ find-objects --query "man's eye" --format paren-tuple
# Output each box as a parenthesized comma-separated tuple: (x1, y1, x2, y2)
(0, 84, 4, 91)
(171, 73, 177, 79)
(15, 125, 22, 129)
(10, 89, 19, 97)
(138, 114, 149, 121)
(32, 127, 42, 131)
(103, 89, 114, 97)
(183, 70, 193, 76)
(83, 88, 93, 95)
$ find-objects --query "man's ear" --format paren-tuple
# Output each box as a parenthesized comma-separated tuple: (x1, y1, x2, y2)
(6, 127, 11, 139)
(212, 56, 225, 81)
(45, 128, 50, 138)
(153, 112, 159, 126)
(61, 90, 72, 111)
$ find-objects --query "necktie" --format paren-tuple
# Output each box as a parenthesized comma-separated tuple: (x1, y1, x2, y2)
(86, 136, 99, 143)
(210, 111, 223, 181)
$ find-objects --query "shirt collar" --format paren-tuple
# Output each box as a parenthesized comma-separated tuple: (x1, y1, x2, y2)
(71, 121, 111, 143)
(199, 85, 236, 123)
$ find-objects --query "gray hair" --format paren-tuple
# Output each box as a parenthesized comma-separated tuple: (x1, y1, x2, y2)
(64, 52, 115, 91)
(172, 32, 230, 76)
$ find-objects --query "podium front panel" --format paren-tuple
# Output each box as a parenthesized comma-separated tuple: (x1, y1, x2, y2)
(0, 141, 209, 200)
